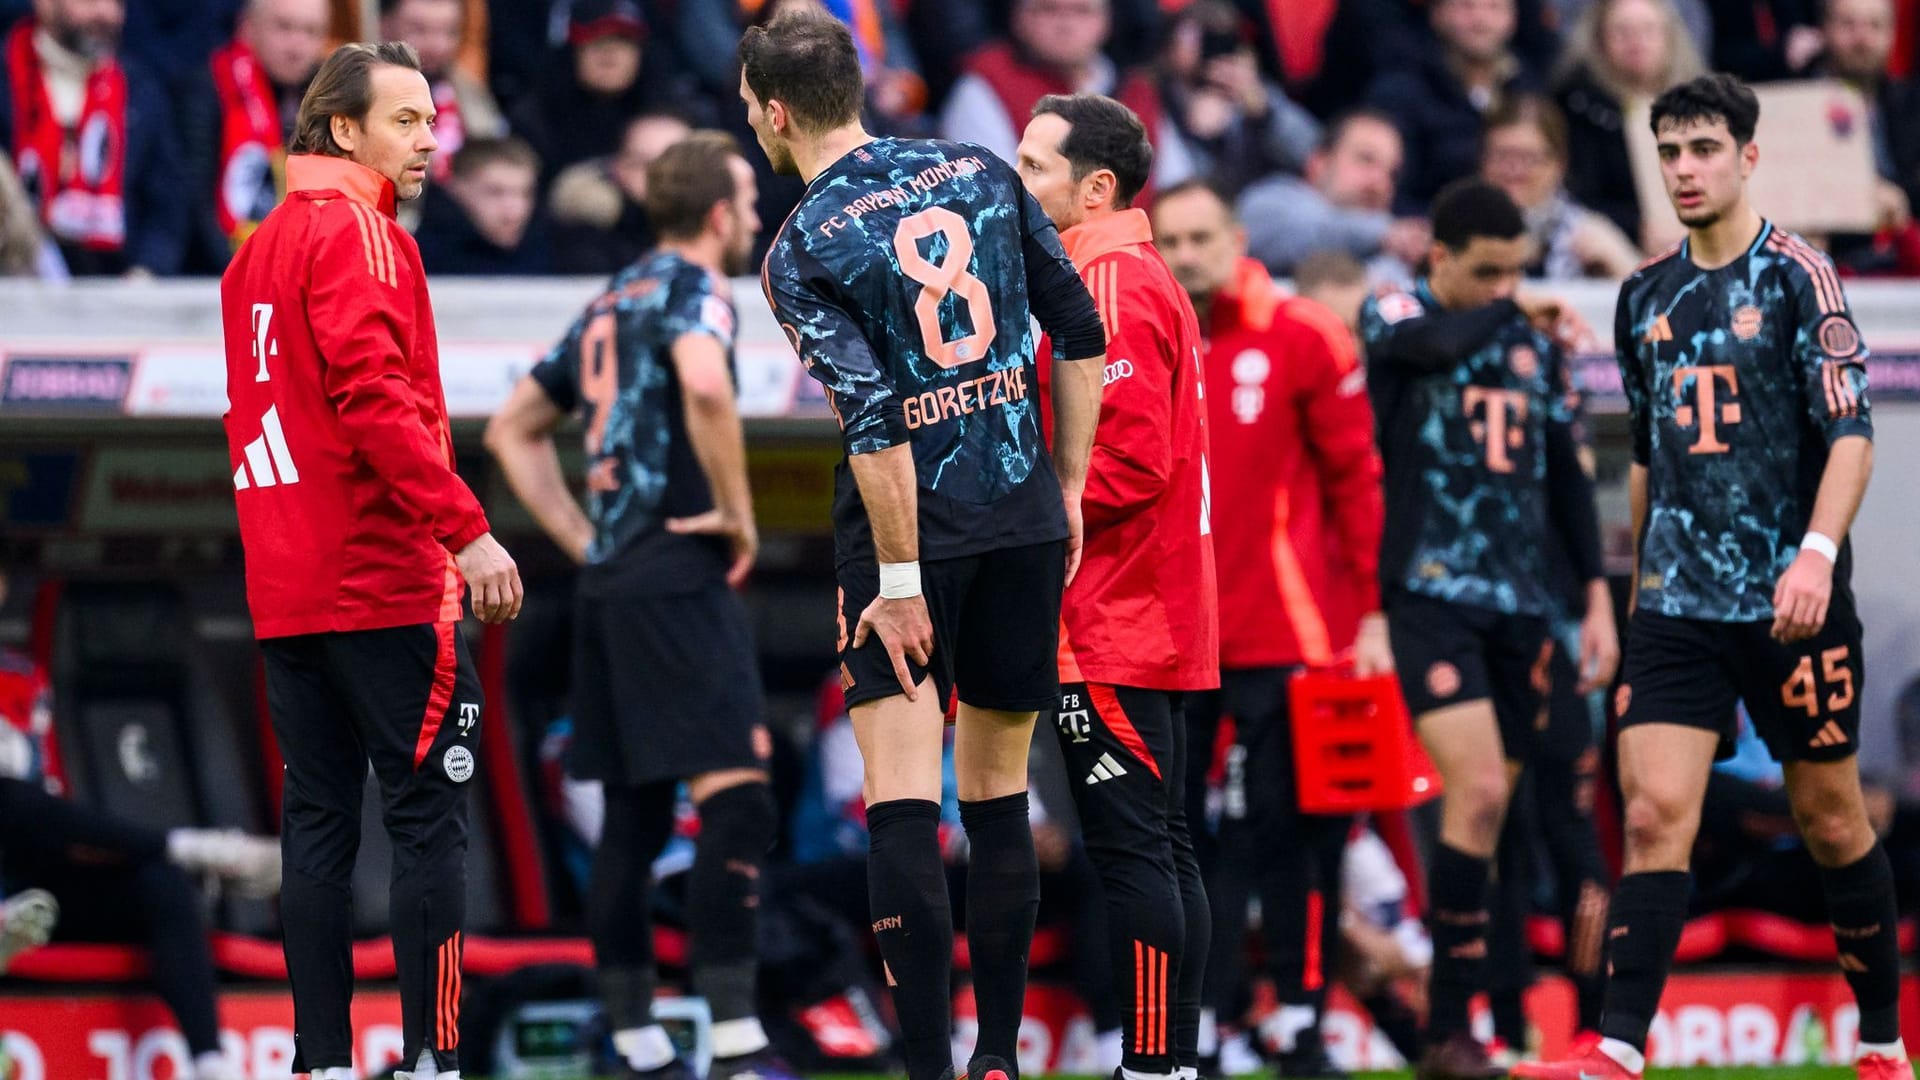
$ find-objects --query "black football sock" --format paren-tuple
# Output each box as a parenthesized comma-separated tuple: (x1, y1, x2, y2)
(1820, 842, 1902, 1045)
(1597, 871, 1690, 1053)
(691, 782, 777, 1053)
(867, 798, 955, 1080)
(1424, 844, 1491, 1044)
(960, 791, 1039, 1074)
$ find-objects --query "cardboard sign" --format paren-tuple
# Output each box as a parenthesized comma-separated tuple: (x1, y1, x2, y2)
(1629, 79, 1881, 247)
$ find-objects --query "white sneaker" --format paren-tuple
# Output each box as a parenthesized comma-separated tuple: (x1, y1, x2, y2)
(0, 889, 58, 972)
(167, 829, 282, 898)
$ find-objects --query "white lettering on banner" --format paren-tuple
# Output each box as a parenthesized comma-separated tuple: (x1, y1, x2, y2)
(1, 1032, 46, 1080)
(1644, 1001, 1859, 1067)
(1727, 1005, 1778, 1065)
(88, 1029, 131, 1080)
(132, 1030, 192, 1080)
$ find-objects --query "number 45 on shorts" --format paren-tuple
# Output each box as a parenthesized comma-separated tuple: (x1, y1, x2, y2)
(1781, 644, 1856, 746)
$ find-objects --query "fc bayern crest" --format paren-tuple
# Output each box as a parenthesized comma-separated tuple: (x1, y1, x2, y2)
(444, 745, 474, 783)
(1507, 344, 1539, 379)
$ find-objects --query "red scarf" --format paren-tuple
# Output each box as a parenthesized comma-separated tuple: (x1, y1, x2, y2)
(429, 78, 465, 183)
(210, 39, 283, 246)
(4, 18, 127, 252)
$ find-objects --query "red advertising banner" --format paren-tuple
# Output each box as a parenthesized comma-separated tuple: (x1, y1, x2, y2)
(0, 991, 403, 1080)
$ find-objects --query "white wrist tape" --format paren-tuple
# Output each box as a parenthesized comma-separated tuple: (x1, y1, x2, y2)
(878, 561, 922, 599)
(1801, 531, 1840, 563)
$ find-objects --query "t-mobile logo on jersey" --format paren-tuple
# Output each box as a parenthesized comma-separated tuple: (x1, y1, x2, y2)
(1461, 386, 1529, 473)
(1056, 692, 1092, 744)
(457, 702, 479, 735)
(1671, 364, 1741, 454)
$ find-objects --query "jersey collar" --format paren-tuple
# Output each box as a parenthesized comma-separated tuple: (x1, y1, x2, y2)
(1680, 217, 1773, 266)
(287, 155, 398, 219)
(1217, 256, 1283, 333)
(1060, 207, 1153, 271)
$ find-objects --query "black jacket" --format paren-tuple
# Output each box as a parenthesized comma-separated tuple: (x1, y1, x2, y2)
(1556, 65, 1643, 243)
(414, 187, 553, 276)
(1367, 49, 1540, 214)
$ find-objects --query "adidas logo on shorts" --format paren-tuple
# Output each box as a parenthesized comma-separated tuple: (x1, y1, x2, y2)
(1085, 752, 1128, 785)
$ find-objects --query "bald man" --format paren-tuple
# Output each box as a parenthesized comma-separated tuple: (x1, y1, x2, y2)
(183, 0, 332, 268)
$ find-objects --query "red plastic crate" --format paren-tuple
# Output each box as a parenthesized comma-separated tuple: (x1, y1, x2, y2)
(1288, 670, 1442, 813)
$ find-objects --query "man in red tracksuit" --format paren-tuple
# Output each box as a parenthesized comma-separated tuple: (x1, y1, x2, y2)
(220, 41, 520, 1080)
(1019, 94, 1219, 1080)
(1152, 180, 1391, 1079)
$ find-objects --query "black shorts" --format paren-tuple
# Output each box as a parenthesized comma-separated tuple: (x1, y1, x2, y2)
(1385, 590, 1551, 760)
(261, 621, 483, 801)
(1616, 596, 1864, 764)
(836, 540, 1065, 712)
(1209, 666, 1330, 826)
(572, 581, 771, 786)
(1052, 682, 1187, 847)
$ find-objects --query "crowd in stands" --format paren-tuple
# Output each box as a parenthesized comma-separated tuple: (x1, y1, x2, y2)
(1, 0, 1917, 282)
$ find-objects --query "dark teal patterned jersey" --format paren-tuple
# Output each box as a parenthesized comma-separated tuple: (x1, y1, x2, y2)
(532, 249, 736, 590)
(1616, 221, 1872, 622)
(761, 137, 1105, 563)
(1360, 281, 1602, 618)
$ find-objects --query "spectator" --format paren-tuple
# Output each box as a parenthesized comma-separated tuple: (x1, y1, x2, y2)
(1480, 94, 1641, 278)
(939, 0, 1193, 187)
(717, 0, 932, 135)
(1293, 249, 1370, 335)
(0, 147, 65, 277)
(1551, 0, 1713, 58)
(1366, 0, 1539, 214)
(1553, 0, 1707, 246)
(547, 111, 691, 276)
(1703, 0, 1820, 81)
(1155, 0, 1320, 198)
(509, 0, 708, 184)
(179, 0, 330, 271)
(415, 135, 550, 274)
(1810, 0, 1920, 255)
(1236, 109, 1430, 282)
(380, 0, 504, 183)
(0, 0, 186, 276)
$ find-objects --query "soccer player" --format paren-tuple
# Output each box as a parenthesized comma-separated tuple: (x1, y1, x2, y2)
(740, 11, 1108, 1080)
(1515, 74, 1907, 1080)
(485, 132, 795, 1080)
(221, 42, 522, 1080)
(1358, 178, 1617, 1080)
(1150, 179, 1389, 1080)
(1015, 96, 1219, 1080)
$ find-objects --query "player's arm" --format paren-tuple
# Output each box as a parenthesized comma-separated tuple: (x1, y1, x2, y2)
(1295, 304, 1391, 675)
(1360, 292, 1517, 373)
(666, 332, 758, 588)
(1019, 183, 1106, 583)
(767, 251, 932, 696)
(1543, 347, 1617, 690)
(1775, 264, 1875, 642)
(1075, 259, 1174, 530)
(309, 213, 520, 621)
(483, 368, 594, 566)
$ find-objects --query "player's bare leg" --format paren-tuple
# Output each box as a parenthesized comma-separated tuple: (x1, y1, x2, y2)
(1781, 757, 1911, 1077)
(853, 682, 958, 1080)
(1414, 700, 1512, 1080)
(1513, 722, 1718, 1080)
(954, 704, 1043, 1080)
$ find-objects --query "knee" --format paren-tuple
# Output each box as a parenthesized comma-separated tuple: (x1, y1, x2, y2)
(695, 780, 777, 857)
(1451, 769, 1510, 841)
(1794, 804, 1874, 866)
(1621, 788, 1695, 862)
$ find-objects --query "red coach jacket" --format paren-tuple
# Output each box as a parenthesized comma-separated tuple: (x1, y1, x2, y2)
(221, 155, 489, 639)
(1203, 258, 1383, 669)
(1039, 208, 1219, 691)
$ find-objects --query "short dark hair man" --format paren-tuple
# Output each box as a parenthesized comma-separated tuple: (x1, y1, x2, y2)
(486, 131, 796, 1080)
(740, 10, 1108, 1080)
(221, 40, 522, 1080)
(1515, 73, 1905, 1080)
(1016, 92, 1219, 1080)
(1359, 177, 1615, 1080)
